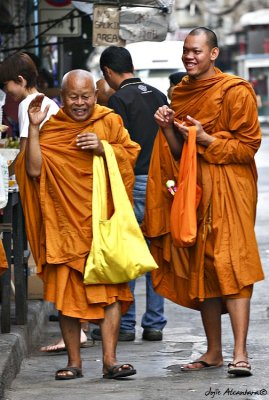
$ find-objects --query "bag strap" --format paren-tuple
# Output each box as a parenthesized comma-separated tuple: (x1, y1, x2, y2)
(92, 153, 107, 220)
(100, 140, 134, 215)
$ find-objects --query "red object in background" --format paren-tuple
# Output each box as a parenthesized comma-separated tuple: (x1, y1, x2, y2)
(263, 38, 269, 53)
(239, 40, 246, 55)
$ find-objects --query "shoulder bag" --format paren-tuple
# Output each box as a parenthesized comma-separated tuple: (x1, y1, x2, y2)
(84, 140, 158, 285)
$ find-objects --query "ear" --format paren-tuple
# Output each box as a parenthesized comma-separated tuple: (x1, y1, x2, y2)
(103, 66, 112, 78)
(17, 75, 26, 86)
(94, 88, 98, 102)
(210, 47, 219, 61)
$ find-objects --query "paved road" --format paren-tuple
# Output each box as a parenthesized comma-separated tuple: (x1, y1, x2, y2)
(3, 137, 269, 400)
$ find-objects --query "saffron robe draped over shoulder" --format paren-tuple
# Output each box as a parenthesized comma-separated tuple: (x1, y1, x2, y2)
(143, 68, 264, 310)
(15, 104, 141, 320)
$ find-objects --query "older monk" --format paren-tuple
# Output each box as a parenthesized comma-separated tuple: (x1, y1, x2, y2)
(144, 27, 264, 377)
(15, 69, 140, 380)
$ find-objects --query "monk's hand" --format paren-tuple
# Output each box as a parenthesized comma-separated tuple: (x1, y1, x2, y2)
(154, 105, 175, 128)
(28, 94, 50, 127)
(180, 115, 215, 147)
(76, 133, 104, 156)
(174, 118, 189, 141)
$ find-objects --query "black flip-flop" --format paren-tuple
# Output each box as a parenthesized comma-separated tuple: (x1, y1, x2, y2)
(103, 363, 136, 379)
(227, 361, 252, 377)
(55, 366, 83, 380)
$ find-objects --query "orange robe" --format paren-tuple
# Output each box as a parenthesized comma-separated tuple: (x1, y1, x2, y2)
(15, 104, 141, 321)
(143, 69, 264, 311)
(0, 239, 8, 276)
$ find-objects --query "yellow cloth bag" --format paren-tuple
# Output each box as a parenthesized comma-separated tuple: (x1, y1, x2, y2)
(84, 140, 158, 285)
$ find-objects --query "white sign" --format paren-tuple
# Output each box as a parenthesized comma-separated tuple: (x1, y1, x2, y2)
(39, 2, 81, 37)
(92, 5, 125, 47)
(119, 7, 169, 43)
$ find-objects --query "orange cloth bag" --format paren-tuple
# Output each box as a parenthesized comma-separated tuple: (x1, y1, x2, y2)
(170, 126, 202, 247)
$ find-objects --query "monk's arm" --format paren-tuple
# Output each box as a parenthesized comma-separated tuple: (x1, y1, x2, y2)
(200, 86, 261, 164)
(25, 94, 48, 177)
(154, 106, 183, 160)
(25, 123, 42, 177)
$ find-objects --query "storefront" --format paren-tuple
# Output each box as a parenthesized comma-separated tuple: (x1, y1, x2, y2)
(236, 54, 269, 123)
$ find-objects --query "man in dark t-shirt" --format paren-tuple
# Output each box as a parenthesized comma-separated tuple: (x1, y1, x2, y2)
(90, 46, 167, 343)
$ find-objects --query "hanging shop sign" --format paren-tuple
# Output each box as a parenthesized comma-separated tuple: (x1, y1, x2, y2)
(92, 5, 125, 47)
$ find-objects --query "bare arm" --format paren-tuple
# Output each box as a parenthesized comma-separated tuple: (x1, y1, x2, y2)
(154, 105, 183, 160)
(25, 94, 50, 177)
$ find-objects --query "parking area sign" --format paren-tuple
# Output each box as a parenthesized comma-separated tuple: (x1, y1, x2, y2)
(92, 5, 125, 47)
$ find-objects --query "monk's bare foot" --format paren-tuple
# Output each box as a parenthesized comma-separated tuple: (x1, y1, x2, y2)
(40, 338, 66, 352)
(40, 329, 88, 352)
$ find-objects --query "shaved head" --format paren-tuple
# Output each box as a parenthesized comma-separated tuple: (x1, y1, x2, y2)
(187, 27, 218, 49)
(61, 69, 95, 92)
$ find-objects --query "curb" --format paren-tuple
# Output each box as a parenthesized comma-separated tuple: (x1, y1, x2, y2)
(0, 301, 51, 399)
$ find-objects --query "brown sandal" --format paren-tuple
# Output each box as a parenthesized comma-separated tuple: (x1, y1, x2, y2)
(227, 361, 252, 376)
(181, 360, 223, 371)
(55, 366, 83, 380)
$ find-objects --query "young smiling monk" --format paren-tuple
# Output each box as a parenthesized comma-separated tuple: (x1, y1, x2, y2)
(15, 69, 140, 380)
(143, 27, 264, 377)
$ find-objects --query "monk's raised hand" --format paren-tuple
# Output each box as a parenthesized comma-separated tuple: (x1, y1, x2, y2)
(154, 105, 175, 128)
(76, 132, 104, 156)
(28, 94, 50, 127)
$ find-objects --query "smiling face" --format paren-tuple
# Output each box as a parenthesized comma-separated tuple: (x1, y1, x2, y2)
(61, 70, 97, 122)
(3, 78, 28, 102)
(182, 32, 219, 80)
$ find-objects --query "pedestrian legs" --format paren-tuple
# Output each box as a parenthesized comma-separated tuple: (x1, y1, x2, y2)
(141, 272, 166, 331)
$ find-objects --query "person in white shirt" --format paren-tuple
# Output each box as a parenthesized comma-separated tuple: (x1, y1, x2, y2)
(0, 52, 59, 175)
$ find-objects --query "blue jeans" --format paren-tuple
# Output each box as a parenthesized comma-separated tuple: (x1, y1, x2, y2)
(120, 175, 167, 332)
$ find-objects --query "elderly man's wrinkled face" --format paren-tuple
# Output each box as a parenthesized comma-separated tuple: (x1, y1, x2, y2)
(62, 74, 97, 121)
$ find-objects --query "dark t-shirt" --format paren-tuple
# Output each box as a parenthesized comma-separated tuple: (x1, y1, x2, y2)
(108, 78, 168, 175)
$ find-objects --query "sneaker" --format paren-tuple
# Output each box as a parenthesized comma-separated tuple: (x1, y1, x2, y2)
(142, 329, 163, 341)
(91, 328, 135, 342)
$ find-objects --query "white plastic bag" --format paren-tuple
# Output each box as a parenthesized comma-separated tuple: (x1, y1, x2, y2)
(0, 154, 8, 209)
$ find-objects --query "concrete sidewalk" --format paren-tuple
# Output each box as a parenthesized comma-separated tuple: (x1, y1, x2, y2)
(0, 300, 51, 399)
(1, 271, 269, 400)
